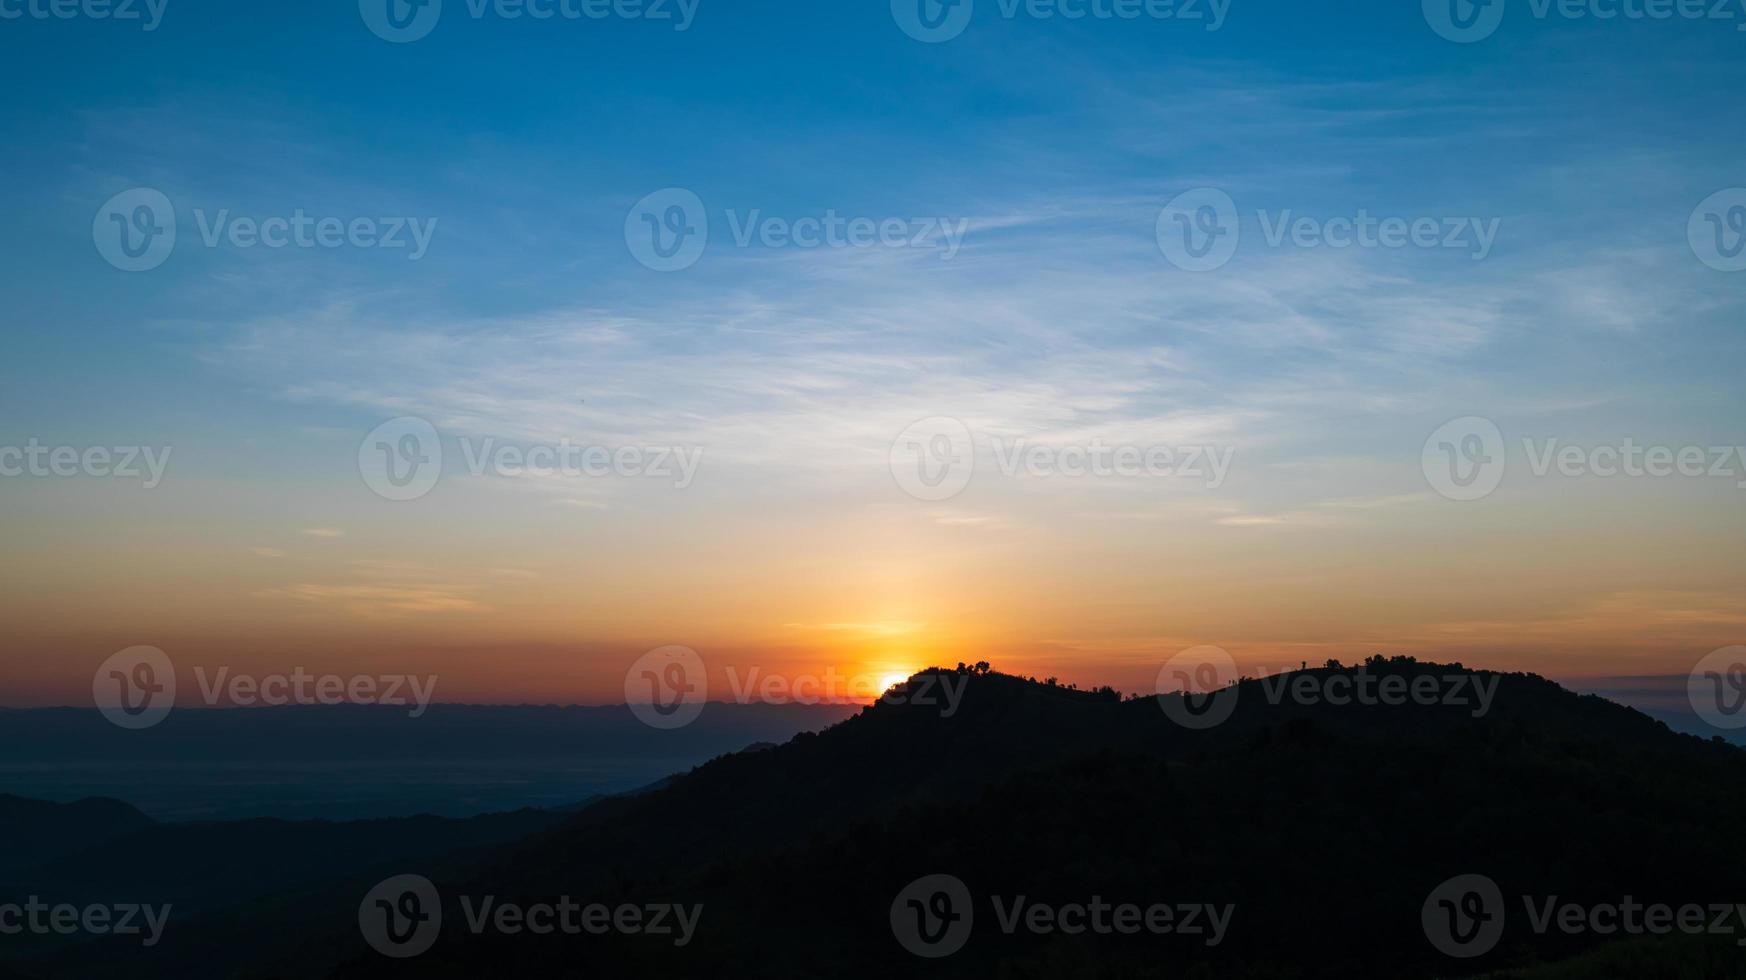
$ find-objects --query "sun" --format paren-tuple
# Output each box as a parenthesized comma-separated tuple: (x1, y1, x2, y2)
(878, 672, 912, 694)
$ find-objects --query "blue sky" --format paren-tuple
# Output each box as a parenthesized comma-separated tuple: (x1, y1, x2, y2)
(4, 0, 1742, 429)
(2, 0, 1744, 700)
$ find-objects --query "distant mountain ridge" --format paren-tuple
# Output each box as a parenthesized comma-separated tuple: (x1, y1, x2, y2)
(0, 701, 858, 820)
(0, 794, 153, 875)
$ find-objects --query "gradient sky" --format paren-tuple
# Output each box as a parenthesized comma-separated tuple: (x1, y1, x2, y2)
(2, 0, 1743, 705)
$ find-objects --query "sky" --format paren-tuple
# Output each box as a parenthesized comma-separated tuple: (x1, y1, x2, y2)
(1, 0, 1744, 706)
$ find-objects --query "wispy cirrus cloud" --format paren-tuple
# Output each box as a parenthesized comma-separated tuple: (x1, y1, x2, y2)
(254, 583, 491, 618)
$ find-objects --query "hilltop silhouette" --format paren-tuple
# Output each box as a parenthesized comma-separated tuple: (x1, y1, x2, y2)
(11, 659, 1746, 979)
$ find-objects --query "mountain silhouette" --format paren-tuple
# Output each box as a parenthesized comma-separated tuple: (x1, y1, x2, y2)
(12, 659, 1746, 979)
(0, 795, 154, 876)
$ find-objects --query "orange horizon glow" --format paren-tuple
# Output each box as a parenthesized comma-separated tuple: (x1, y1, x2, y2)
(3, 628, 1736, 709)
(4, 465, 1742, 708)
